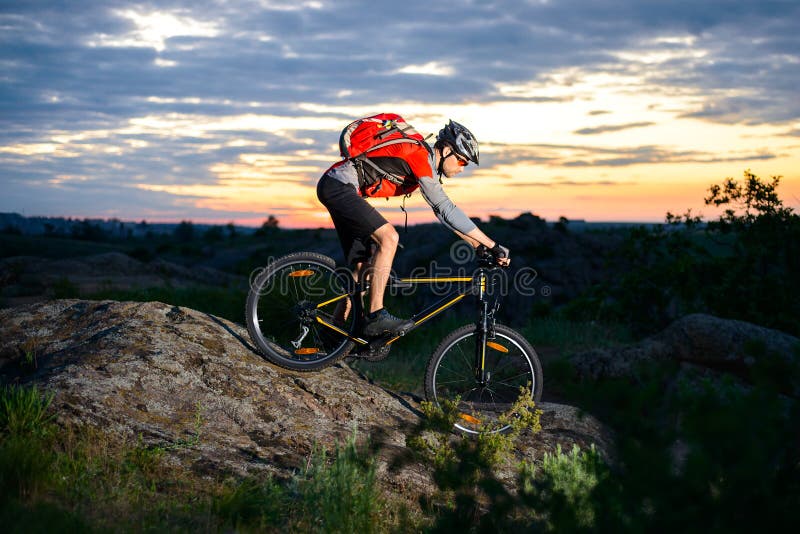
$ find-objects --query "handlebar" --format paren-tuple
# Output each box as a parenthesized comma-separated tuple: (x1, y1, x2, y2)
(476, 244, 510, 268)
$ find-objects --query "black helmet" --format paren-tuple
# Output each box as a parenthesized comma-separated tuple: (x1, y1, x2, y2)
(437, 120, 479, 165)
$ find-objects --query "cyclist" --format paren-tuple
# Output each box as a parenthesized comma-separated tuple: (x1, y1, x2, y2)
(316, 119, 510, 337)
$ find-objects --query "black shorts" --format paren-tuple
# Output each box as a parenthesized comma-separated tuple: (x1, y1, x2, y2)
(317, 174, 388, 266)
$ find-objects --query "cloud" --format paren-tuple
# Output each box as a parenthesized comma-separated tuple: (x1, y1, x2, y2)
(4, 0, 797, 127)
(506, 179, 634, 188)
(0, 0, 798, 223)
(574, 122, 655, 135)
(481, 142, 777, 168)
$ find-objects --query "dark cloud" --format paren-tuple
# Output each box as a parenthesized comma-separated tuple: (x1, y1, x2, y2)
(574, 122, 655, 135)
(482, 142, 777, 168)
(4, 0, 796, 124)
(506, 179, 634, 188)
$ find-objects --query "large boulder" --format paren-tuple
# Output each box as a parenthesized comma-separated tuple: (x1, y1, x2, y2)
(0, 299, 612, 499)
(570, 313, 800, 396)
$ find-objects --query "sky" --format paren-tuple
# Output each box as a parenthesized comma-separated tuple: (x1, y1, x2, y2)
(1, 0, 799, 228)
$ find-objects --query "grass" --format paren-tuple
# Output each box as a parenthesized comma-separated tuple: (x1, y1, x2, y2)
(350, 313, 466, 394)
(0, 386, 415, 532)
(0, 385, 54, 435)
(86, 285, 248, 324)
(351, 313, 632, 396)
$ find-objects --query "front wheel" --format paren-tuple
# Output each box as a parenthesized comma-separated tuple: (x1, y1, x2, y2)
(425, 323, 543, 434)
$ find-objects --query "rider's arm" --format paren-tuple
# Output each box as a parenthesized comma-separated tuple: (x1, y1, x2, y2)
(417, 175, 478, 236)
(417, 176, 504, 250)
(455, 227, 496, 249)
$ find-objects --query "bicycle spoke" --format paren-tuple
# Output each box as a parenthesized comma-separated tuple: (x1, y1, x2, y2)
(456, 340, 473, 370)
(436, 364, 473, 380)
(493, 370, 532, 384)
(436, 378, 477, 387)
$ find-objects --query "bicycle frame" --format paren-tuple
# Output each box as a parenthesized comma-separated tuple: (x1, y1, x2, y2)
(313, 261, 503, 383)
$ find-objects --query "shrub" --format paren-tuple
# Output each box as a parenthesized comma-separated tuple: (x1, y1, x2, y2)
(519, 444, 606, 531)
(295, 432, 383, 534)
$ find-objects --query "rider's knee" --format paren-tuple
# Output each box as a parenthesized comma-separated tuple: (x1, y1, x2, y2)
(375, 226, 399, 250)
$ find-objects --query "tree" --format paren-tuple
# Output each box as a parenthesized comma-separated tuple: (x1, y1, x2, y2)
(254, 215, 280, 236)
(174, 220, 195, 242)
(226, 222, 238, 240)
(597, 170, 800, 336)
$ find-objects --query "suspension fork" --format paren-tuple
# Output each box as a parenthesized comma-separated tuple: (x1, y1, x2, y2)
(474, 269, 489, 384)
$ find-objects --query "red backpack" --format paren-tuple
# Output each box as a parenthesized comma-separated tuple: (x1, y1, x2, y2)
(339, 113, 432, 198)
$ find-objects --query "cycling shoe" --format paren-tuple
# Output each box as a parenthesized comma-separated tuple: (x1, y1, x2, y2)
(363, 309, 414, 337)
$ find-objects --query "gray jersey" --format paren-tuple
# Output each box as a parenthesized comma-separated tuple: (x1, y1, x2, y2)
(325, 152, 477, 236)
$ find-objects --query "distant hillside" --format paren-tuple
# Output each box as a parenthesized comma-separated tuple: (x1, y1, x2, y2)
(0, 212, 258, 239)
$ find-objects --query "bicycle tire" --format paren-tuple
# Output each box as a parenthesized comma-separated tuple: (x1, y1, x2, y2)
(245, 252, 356, 371)
(424, 323, 543, 434)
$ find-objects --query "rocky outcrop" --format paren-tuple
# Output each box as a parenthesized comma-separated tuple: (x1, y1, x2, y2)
(0, 299, 611, 499)
(571, 313, 800, 395)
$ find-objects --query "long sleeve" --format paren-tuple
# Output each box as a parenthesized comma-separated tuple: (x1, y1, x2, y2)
(417, 175, 478, 235)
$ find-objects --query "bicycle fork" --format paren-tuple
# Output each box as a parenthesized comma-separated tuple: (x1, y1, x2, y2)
(474, 269, 490, 385)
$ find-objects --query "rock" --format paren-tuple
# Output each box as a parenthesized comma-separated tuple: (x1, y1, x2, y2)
(0, 299, 613, 500)
(654, 313, 799, 368)
(570, 313, 800, 395)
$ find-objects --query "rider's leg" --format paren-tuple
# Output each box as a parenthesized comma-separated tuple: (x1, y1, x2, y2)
(333, 261, 363, 323)
(361, 225, 413, 336)
(367, 223, 399, 314)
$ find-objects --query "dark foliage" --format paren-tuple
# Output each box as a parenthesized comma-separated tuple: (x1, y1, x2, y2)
(588, 170, 800, 336)
(558, 342, 800, 532)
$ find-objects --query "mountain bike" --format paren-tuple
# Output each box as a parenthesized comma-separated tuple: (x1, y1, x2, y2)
(245, 249, 543, 433)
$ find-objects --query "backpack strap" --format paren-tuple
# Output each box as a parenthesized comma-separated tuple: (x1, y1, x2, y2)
(361, 137, 423, 155)
(355, 156, 406, 188)
(351, 137, 425, 190)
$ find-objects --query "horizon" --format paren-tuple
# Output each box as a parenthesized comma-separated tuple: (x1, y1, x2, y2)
(2, 210, 673, 231)
(2, 2, 798, 226)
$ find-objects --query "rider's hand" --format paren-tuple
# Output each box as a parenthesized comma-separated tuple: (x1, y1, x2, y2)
(490, 243, 511, 266)
(491, 243, 510, 266)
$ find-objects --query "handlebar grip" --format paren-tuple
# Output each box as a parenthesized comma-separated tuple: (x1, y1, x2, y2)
(476, 244, 510, 266)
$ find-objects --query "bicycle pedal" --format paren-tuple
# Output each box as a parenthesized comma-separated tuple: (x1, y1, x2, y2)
(362, 345, 391, 362)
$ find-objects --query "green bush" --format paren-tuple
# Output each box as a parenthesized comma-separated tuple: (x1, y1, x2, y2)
(557, 353, 800, 531)
(519, 444, 606, 531)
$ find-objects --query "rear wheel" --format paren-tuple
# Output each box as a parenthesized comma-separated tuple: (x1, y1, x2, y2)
(245, 252, 356, 371)
(425, 323, 543, 434)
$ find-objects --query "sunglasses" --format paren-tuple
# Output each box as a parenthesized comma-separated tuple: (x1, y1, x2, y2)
(452, 154, 469, 167)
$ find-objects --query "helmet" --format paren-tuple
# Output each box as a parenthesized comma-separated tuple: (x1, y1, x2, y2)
(437, 120, 479, 165)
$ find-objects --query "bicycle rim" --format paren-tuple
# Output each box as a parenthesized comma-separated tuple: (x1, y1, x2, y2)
(430, 328, 537, 434)
(248, 256, 354, 368)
